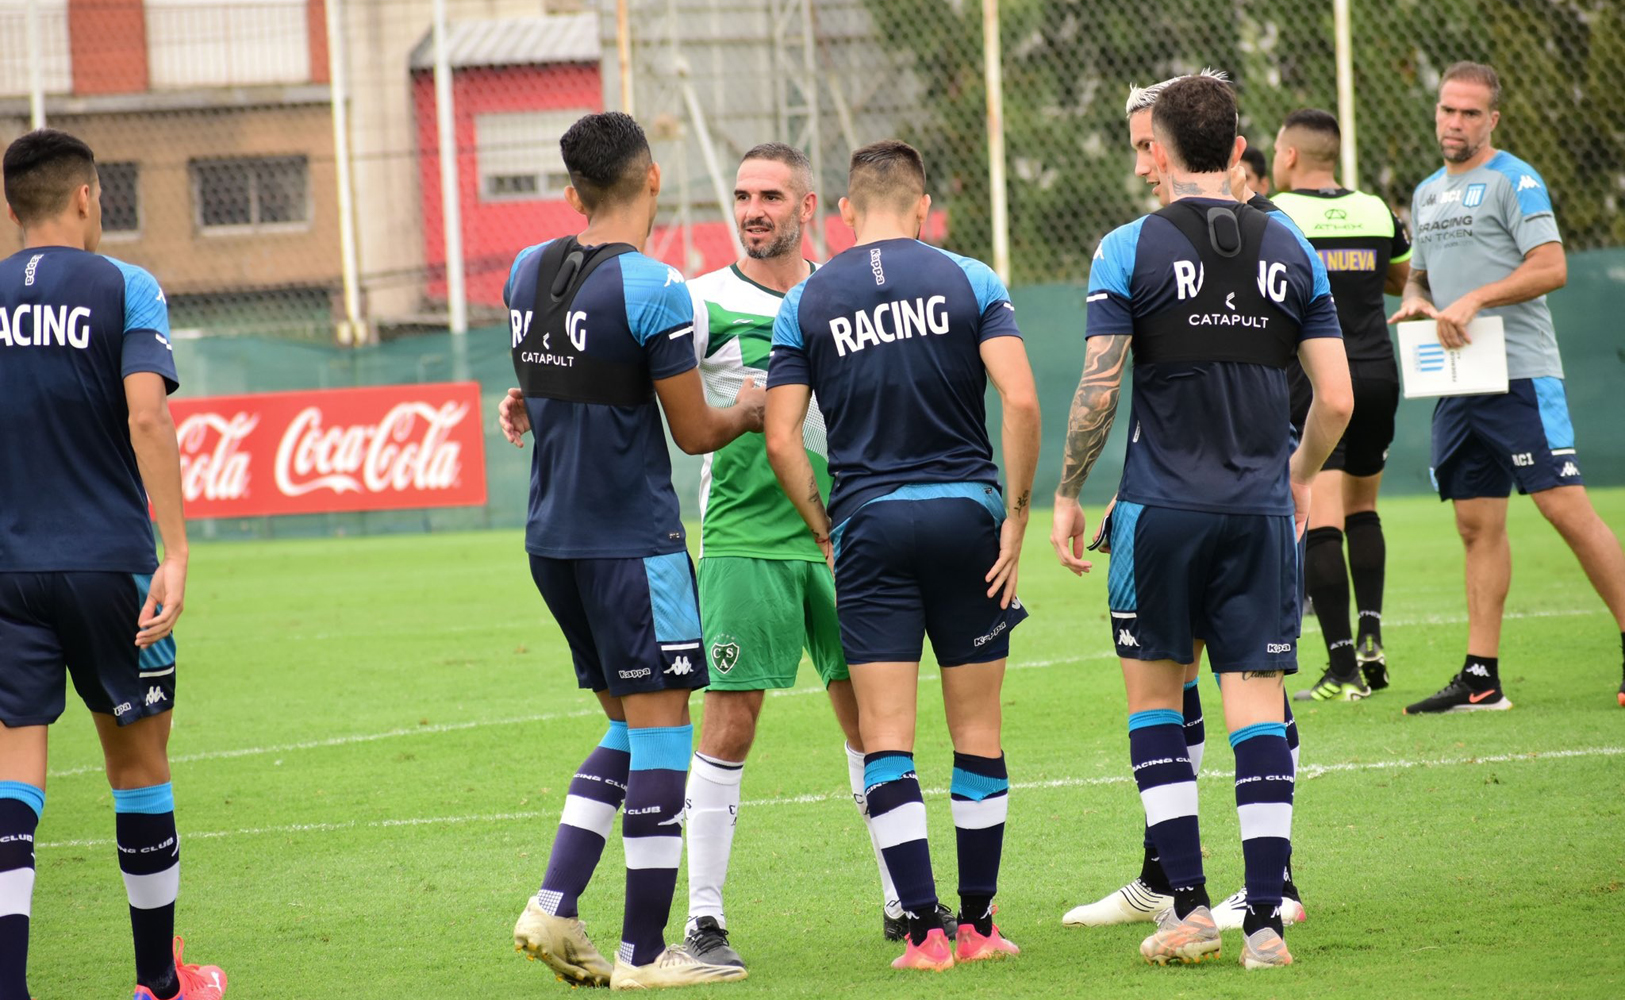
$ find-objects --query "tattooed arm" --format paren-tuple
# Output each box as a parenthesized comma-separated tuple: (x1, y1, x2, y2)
(764, 383, 833, 561)
(1050, 334, 1131, 574)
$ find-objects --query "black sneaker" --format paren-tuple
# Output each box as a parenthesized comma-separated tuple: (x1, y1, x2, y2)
(1403, 671, 1512, 714)
(684, 916, 744, 969)
(1356, 635, 1389, 690)
(882, 902, 957, 942)
(1292, 666, 1371, 702)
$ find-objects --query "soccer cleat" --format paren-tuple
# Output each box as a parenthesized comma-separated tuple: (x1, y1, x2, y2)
(1356, 635, 1389, 690)
(133, 937, 226, 1000)
(954, 921, 1020, 962)
(609, 945, 748, 989)
(1403, 672, 1512, 714)
(683, 916, 744, 969)
(1211, 888, 1306, 931)
(514, 898, 613, 987)
(891, 928, 955, 971)
(1061, 877, 1171, 926)
(883, 901, 957, 942)
(1139, 905, 1221, 965)
(1617, 670, 1624, 707)
(1293, 667, 1372, 702)
(1240, 927, 1294, 969)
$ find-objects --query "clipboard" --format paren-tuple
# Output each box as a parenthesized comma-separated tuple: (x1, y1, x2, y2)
(1396, 316, 1510, 399)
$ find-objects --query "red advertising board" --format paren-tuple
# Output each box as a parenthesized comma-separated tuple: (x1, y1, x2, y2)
(169, 382, 488, 518)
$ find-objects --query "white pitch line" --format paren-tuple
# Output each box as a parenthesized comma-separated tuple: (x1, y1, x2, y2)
(41, 606, 1602, 780)
(35, 745, 1622, 850)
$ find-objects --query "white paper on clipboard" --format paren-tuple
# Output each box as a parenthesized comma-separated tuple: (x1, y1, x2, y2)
(1396, 316, 1509, 398)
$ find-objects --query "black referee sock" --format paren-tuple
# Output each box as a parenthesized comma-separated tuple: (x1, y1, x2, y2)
(1345, 511, 1386, 645)
(1305, 527, 1358, 679)
(1462, 655, 1499, 690)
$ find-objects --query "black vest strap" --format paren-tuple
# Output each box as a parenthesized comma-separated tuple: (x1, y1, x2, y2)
(1133, 200, 1300, 369)
(514, 237, 652, 407)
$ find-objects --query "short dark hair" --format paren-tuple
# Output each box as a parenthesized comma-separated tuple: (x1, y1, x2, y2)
(1150, 75, 1238, 174)
(558, 112, 652, 211)
(1280, 108, 1341, 165)
(1441, 61, 1501, 110)
(741, 141, 812, 190)
(3, 128, 98, 226)
(847, 139, 925, 212)
(1239, 145, 1268, 179)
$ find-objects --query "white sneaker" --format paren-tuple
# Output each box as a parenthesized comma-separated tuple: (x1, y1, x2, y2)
(1061, 877, 1172, 926)
(1211, 888, 1307, 932)
(610, 945, 749, 990)
(514, 898, 613, 987)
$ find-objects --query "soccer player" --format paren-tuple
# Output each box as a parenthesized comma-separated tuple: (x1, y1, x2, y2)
(497, 112, 760, 990)
(1272, 109, 1412, 702)
(1052, 75, 1352, 969)
(1389, 62, 1625, 712)
(677, 143, 934, 969)
(0, 130, 225, 1000)
(1061, 69, 1307, 934)
(1239, 145, 1271, 196)
(765, 140, 1039, 972)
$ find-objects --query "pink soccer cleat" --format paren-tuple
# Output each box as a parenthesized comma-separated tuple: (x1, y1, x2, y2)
(954, 921, 1020, 962)
(892, 927, 956, 971)
(133, 936, 226, 1000)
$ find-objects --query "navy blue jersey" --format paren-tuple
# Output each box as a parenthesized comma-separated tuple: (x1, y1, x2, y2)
(1087, 199, 1341, 516)
(0, 248, 178, 572)
(768, 238, 1020, 525)
(504, 241, 698, 558)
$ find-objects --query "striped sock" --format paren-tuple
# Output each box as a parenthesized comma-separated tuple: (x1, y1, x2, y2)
(1183, 680, 1206, 775)
(949, 752, 1008, 934)
(113, 783, 180, 1000)
(0, 783, 43, 1000)
(864, 751, 935, 944)
(1231, 723, 1294, 936)
(536, 722, 631, 918)
(1284, 695, 1300, 771)
(619, 725, 691, 967)
(684, 752, 743, 928)
(1129, 710, 1205, 916)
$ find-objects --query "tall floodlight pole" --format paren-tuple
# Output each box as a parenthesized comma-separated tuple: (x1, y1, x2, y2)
(326, 0, 363, 344)
(982, 0, 1010, 284)
(26, 0, 46, 128)
(617, 0, 636, 115)
(1334, 0, 1358, 187)
(432, 0, 467, 337)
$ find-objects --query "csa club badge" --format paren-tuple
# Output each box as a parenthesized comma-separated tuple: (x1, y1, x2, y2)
(711, 634, 741, 674)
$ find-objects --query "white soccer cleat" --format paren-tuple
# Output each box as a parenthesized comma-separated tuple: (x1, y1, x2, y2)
(610, 944, 749, 989)
(514, 898, 613, 987)
(1061, 877, 1172, 926)
(1211, 888, 1306, 932)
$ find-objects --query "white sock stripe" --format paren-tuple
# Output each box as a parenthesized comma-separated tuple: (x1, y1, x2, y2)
(1140, 780, 1199, 827)
(1189, 742, 1205, 776)
(950, 795, 1008, 831)
(122, 862, 180, 910)
(623, 834, 684, 870)
(869, 800, 928, 850)
(559, 795, 618, 837)
(1237, 801, 1294, 841)
(0, 867, 35, 917)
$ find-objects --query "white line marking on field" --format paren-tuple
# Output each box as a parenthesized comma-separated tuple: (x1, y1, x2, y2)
(36, 746, 1622, 850)
(44, 604, 1603, 779)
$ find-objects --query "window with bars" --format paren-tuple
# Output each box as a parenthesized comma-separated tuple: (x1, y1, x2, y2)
(191, 156, 309, 231)
(99, 162, 140, 235)
(476, 110, 582, 202)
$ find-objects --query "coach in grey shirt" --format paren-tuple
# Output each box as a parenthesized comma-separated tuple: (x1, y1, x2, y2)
(1389, 61, 1625, 714)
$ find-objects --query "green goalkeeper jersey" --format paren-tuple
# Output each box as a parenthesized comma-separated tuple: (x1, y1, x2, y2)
(688, 262, 830, 562)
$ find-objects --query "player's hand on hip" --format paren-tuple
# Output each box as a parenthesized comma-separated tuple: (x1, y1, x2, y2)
(136, 557, 186, 648)
(1432, 295, 1480, 348)
(498, 388, 530, 446)
(1290, 479, 1312, 542)
(985, 516, 1025, 608)
(1050, 496, 1093, 576)
(734, 376, 767, 432)
(1386, 297, 1436, 326)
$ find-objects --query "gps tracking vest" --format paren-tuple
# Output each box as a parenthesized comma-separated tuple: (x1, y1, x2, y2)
(1138, 201, 1299, 369)
(514, 237, 650, 406)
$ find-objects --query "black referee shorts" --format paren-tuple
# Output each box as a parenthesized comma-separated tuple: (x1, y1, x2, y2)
(1289, 359, 1399, 478)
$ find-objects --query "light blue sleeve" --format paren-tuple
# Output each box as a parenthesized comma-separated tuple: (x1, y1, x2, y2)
(1269, 213, 1332, 300)
(503, 241, 550, 308)
(108, 258, 170, 336)
(771, 279, 809, 350)
(1086, 217, 1143, 299)
(621, 254, 697, 346)
(928, 245, 1010, 313)
(1489, 155, 1555, 219)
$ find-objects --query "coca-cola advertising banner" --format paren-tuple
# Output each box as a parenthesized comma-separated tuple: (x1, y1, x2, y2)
(170, 382, 487, 518)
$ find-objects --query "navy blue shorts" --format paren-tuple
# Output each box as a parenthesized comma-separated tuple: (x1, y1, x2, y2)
(529, 551, 708, 698)
(831, 485, 1028, 667)
(1106, 503, 1299, 673)
(0, 572, 178, 727)
(1432, 377, 1584, 500)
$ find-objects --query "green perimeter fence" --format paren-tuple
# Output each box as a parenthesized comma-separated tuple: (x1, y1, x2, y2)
(177, 248, 1625, 540)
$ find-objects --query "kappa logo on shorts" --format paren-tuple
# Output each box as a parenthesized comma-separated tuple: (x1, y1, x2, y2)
(1560, 461, 1579, 477)
(667, 655, 695, 676)
(710, 635, 741, 674)
(1117, 629, 1139, 647)
(1266, 642, 1293, 654)
(618, 667, 653, 681)
(144, 686, 167, 707)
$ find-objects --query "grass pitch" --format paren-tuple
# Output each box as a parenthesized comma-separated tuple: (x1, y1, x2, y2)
(27, 489, 1625, 998)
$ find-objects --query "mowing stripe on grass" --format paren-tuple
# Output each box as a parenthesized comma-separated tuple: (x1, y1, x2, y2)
(36, 745, 1622, 850)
